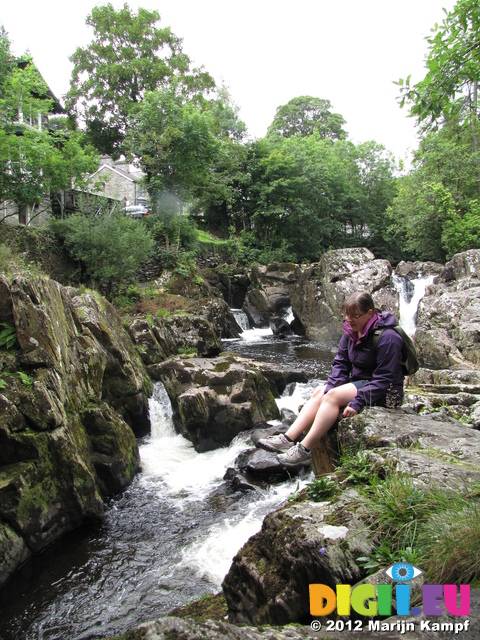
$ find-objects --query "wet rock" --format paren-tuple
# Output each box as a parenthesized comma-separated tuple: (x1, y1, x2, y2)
(415, 249, 480, 368)
(223, 468, 258, 492)
(243, 263, 297, 328)
(129, 304, 228, 368)
(290, 248, 398, 341)
(0, 273, 146, 586)
(270, 316, 293, 337)
(154, 355, 281, 452)
(234, 447, 296, 479)
(395, 260, 443, 279)
(223, 491, 374, 626)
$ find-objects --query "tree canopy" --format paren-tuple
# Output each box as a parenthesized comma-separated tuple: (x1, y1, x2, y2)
(390, 0, 480, 260)
(66, 3, 215, 157)
(267, 96, 347, 140)
(398, 0, 480, 129)
(0, 27, 97, 221)
(6, 1, 480, 269)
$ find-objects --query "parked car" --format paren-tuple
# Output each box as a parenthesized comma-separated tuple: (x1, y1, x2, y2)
(124, 205, 150, 219)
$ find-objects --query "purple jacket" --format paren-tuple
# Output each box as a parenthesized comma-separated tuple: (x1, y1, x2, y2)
(324, 312, 404, 413)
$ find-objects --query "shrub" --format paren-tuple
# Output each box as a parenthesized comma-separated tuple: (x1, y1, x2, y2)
(50, 212, 155, 294)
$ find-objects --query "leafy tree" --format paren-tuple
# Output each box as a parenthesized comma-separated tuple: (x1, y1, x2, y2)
(50, 212, 155, 293)
(237, 135, 349, 261)
(66, 3, 215, 157)
(234, 134, 397, 263)
(386, 177, 454, 262)
(126, 86, 221, 200)
(0, 28, 97, 223)
(267, 96, 347, 140)
(398, 0, 480, 200)
(412, 110, 480, 212)
(393, 1, 480, 261)
(442, 199, 480, 257)
(332, 141, 397, 254)
(398, 0, 480, 128)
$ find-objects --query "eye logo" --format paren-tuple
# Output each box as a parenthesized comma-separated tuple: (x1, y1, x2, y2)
(385, 563, 423, 582)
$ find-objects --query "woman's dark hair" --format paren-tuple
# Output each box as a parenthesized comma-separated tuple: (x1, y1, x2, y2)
(341, 292, 376, 317)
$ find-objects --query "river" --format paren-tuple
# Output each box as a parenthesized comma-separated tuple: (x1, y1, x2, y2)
(0, 280, 429, 639)
(0, 325, 335, 640)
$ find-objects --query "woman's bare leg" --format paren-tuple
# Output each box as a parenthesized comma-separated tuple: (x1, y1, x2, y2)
(286, 383, 358, 450)
(283, 385, 326, 441)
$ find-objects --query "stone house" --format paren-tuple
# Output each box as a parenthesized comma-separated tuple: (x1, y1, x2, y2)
(85, 157, 147, 208)
(1, 62, 137, 229)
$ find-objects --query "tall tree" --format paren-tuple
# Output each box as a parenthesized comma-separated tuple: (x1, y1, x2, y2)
(267, 96, 347, 140)
(66, 3, 215, 157)
(386, 176, 453, 263)
(398, 0, 480, 127)
(0, 28, 97, 222)
(126, 87, 221, 201)
(398, 0, 480, 196)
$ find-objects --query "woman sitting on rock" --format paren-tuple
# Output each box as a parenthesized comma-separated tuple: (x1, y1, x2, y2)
(257, 291, 405, 467)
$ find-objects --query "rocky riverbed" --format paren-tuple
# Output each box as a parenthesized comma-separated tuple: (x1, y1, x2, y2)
(1, 247, 480, 639)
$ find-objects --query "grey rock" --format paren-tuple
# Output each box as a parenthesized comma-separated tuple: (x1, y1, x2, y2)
(290, 248, 398, 341)
(0, 273, 145, 586)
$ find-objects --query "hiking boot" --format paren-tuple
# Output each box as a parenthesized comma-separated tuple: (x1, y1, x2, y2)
(256, 433, 294, 453)
(277, 443, 312, 467)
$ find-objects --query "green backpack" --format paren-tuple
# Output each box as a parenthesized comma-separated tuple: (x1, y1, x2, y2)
(372, 326, 420, 376)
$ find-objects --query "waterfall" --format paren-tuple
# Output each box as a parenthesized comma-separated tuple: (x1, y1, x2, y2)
(282, 306, 295, 324)
(393, 273, 435, 336)
(143, 381, 312, 586)
(231, 308, 250, 332)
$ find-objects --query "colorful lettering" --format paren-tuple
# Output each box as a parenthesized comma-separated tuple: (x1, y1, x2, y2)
(444, 584, 470, 616)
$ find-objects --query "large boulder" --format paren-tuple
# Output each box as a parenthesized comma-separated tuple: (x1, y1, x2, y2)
(223, 489, 374, 625)
(221, 404, 480, 627)
(128, 298, 240, 370)
(415, 250, 480, 368)
(395, 260, 444, 279)
(0, 273, 147, 586)
(152, 354, 307, 452)
(290, 248, 398, 341)
(243, 263, 298, 328)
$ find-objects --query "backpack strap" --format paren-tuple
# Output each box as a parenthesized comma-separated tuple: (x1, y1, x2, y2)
(371, 328, 384, 355)
(371, 326, 418, 375)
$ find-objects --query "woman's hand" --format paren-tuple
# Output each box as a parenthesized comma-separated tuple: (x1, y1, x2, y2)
(342, 406, 358, 418)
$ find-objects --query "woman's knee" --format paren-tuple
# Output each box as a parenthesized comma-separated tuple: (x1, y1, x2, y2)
(324, 384, 357, 406)
(311, 385, 326, 399)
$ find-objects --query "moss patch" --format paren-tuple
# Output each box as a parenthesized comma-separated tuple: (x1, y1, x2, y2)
(167, 592, 228, 621)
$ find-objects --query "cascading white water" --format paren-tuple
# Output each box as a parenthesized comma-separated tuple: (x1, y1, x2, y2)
(230, 308, 250, 332)
(141, 381, 314, 587)
(282, 306, 295, 324)
(393, 273, 435, 336)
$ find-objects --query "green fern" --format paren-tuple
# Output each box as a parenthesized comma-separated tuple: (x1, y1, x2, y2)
(0, 323, 17, 349)
(18, 372, 33, 387)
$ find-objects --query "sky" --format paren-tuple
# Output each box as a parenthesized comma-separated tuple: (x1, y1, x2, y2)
(2, 0, 457, 164)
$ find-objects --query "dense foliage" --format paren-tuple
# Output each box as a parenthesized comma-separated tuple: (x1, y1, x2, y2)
(0, 27, 97, 224)
(395, 0, 480, 260)
(66, 3, 214, 158)
(3, 0, 480, 271)
(51, 213, 155, 293)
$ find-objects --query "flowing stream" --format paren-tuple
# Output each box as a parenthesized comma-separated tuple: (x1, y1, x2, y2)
(0, 336, 324, 640)
(0, 279, 431, 640)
